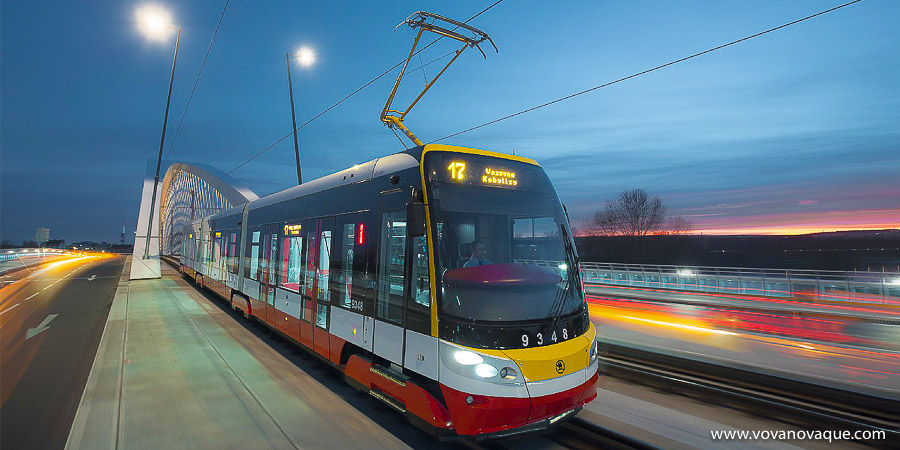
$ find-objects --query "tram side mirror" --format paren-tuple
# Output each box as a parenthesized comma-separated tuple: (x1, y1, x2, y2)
(407, 202, 426, 237)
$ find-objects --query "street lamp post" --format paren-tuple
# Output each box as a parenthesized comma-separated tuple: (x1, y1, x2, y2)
(137, 6, 181, 260)
(286, 53, 302, 185)
(286, 47, 315, 186)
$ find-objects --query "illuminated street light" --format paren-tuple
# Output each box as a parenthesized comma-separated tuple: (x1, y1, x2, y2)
(136, 5, 175, 41)
(296, 46, 316, 67)
(286, 46, 316, 185)
(136, 5, 182, 260)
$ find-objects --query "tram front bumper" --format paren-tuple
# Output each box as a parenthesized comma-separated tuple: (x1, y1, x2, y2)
(440, 362, 600, 437)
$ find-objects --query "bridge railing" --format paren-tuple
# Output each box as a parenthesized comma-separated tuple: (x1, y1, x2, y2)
(576, 262, 900, 305)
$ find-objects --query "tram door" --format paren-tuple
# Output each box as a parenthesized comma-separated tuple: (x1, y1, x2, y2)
(260, 225, 279, 327)
(302, 218, 334, 359)
(374, 191, 408, 366)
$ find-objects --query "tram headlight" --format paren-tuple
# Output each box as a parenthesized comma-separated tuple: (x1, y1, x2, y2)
(475, 363, 499, 378)
(442, 342, 523, 386)
(589, 340, 598, 363)
(454, 350, 484, 366)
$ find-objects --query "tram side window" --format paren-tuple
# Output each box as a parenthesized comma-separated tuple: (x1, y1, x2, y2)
(377, 212, 405, 325)
(201, 233, 208, 265)
(316, 229, 332, 329)
(217, 233, 225, 270)
(280, 235, 303, 292)
(248, 230, 261, 280)
(337, 223, 355, 309)
(303, 230, 317, 321)
(228, 232, 238, 274)
(406, 229, 431, 334)
(268, 231, 279, 284)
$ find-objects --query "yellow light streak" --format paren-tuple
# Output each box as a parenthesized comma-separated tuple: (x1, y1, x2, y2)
(620, 315, 739, 336)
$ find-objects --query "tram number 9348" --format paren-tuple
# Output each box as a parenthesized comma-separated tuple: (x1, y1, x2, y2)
(350, 299, 365, 312)
(522, 327, 568, 347)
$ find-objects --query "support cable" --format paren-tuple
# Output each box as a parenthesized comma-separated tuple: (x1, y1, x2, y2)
(163, 0, 231, 161)
(430, 0, 862, 143)
(212, 0, 504, 183)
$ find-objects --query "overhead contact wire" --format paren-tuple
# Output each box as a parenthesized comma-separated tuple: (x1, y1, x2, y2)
(430, 0, 863, 143)
(214, 0, 505, 182)
(164, 0, 231, 161)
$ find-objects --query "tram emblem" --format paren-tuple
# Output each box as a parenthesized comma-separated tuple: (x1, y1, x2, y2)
(555, 360, 565, 374)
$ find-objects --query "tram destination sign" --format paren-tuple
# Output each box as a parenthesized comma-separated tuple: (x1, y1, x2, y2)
(431, 153, 536, 190)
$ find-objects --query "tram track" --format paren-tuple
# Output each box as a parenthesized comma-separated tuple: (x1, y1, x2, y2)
(601, 343, 899, 442)
(459, 417, 655, 450)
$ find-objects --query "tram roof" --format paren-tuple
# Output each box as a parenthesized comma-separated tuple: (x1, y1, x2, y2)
(205, 144, 536, 221)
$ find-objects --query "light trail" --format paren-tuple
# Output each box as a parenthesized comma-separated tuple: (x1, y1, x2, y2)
(619, 315, 738, 336)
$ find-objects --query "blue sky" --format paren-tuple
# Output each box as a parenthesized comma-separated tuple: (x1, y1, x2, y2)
(1, 0, 898, 242)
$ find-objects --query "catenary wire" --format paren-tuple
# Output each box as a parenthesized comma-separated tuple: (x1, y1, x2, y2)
(163, 0, 231, 161)
(211, 0, 504, 183)
(429, 0, 862, 143)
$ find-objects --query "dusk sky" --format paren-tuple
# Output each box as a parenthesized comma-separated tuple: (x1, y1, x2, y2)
(1, 0, 898, 243)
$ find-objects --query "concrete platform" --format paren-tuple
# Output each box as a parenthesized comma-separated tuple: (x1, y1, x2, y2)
(66, 259, 410, 449)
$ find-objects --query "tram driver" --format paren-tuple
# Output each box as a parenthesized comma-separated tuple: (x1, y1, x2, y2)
(463, 240, 493, 267)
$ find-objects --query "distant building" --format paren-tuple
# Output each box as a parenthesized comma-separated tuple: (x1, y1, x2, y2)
(35, 227, 50, 245)
(46, 239, 65, 249)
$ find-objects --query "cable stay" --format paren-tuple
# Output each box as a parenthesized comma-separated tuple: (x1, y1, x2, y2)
(380, 11, 497, 147)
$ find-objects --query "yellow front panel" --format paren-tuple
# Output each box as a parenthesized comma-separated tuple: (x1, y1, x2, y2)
(502, 323, 595, 382)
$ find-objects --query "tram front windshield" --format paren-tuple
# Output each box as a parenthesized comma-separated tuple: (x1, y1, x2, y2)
(426, 154, 584, 323)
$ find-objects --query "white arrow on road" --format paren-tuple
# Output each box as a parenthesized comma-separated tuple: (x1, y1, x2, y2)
(26, 314, 58, 340)
(87, 275, 97, 281)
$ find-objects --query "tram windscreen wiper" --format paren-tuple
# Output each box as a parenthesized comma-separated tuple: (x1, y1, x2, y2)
(546, 226, 576, 332)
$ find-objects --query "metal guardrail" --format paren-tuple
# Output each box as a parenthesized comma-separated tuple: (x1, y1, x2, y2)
(578, 262, 900, 305)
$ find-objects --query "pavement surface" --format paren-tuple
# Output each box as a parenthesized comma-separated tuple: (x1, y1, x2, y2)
(1, 254, 123, 450)
(65, 259, 433, 449)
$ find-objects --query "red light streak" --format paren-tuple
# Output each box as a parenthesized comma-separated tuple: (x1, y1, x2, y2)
(838, 365, 900, 376)
(588, 284, 900, 314)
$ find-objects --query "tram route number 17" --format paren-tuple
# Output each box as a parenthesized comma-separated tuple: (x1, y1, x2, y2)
(448, 161, 466, 181)
(522, 328, 568, 347)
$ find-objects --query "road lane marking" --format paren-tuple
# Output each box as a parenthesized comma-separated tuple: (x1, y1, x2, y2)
(87, 275, 97, 281)
(1, 303, 21, 315)
(24, 292, 40, 301)
(26, 314, 58, 340)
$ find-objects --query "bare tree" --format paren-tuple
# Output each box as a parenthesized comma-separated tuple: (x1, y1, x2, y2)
(591, 189, 694, 237)
(663, 215, 695, 235)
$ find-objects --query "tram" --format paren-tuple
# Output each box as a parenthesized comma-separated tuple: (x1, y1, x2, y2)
(180, 144, 600, 439)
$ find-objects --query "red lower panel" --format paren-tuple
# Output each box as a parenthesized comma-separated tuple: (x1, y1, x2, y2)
(344, 356, 453, 431)
(286, 316, 301, 342)
(529, 368, 599, 422)
(299, 321, 313, 349)
(275, 310, 289, 334)
(441, 366, 601, 436)
(252, 301, 266, 320)
(441, 385, 531, 436)
(266, 303, 276, 327)
(329, 335, 346, 365)
(314, 327, 329, 359)
(233, 296, 250, 315)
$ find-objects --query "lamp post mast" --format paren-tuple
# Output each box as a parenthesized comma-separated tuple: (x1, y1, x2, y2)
(144, 27, 181, 259)
(286, 53, 302, 185)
